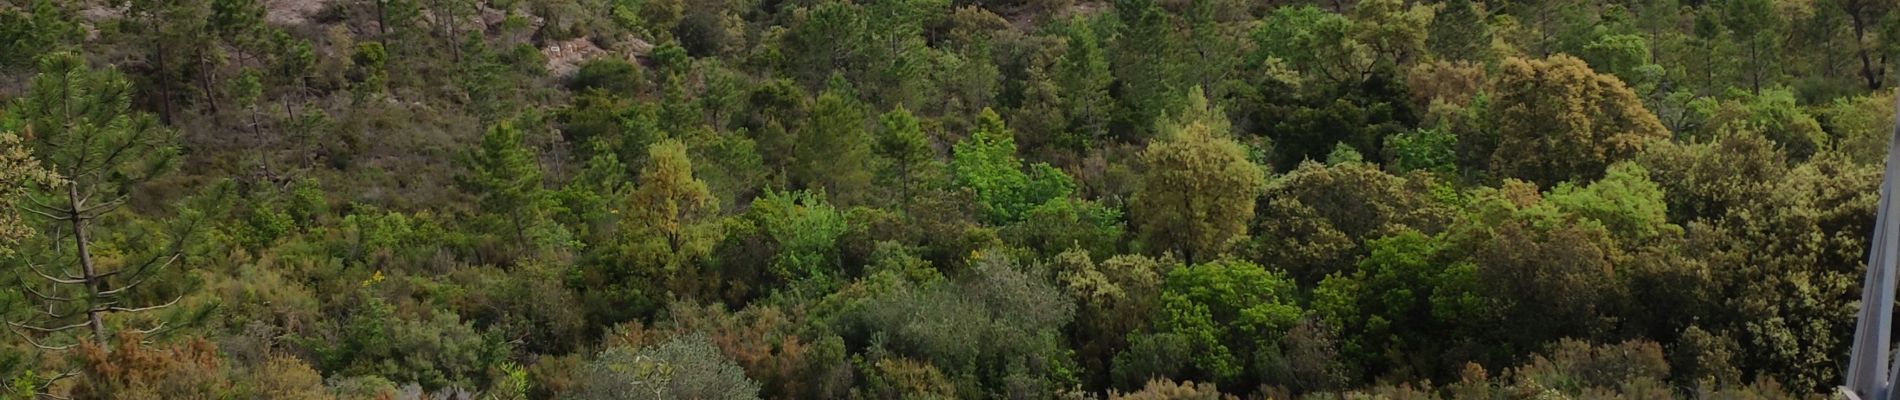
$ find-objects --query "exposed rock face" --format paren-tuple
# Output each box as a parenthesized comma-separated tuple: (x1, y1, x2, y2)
(542, 38, 609, 78)
(542, 37, 652, 78)
(266, 0, 334, 26)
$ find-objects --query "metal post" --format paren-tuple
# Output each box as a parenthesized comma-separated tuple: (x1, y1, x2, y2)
(1843, 94, 1900, 400)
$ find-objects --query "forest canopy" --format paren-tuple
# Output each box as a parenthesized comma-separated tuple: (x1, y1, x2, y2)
(1, 0, 1897, 398)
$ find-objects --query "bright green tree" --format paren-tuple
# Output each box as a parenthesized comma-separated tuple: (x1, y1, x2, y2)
(1154, 259, 1303, 386)
(952, 108, 1077, 223)
(1384, 127, 1458, 174)
(1535, 162, 1678, 243)
(1255, 6, 1365, 85)
(1704, 89, 1828, 161)
(1312, 230, 1486, 380)
(1255, 0, 1430, 86)
(750, 189, 848, 285)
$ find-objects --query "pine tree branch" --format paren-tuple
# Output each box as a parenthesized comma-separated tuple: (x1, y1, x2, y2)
(20, 280, 74, 302)
(24, 262, 85, 285)
(94, 251, 179, 284)
(76, 194, 129, 217)
(35, 369, 76, 396)
(96, 255, 178, 296)
(22, 339, 75, 352)
(24, 195, 66, 213)
(7, 326, 76, 351)
(33, 303, 72, 320)
(104, 296, 180, 314)
(37, 386, 74, 400)
(7, 320, 89, 333)
(18, 205, 68, 221)
(134, 320, 169, 335)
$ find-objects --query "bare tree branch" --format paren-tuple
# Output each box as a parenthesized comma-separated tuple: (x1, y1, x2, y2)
(97, 259, 178, 297)
(134, 320, 169, 335)
(76, 194, 128, 216)
(104, 296, 181, 314)
(23, 196, 70, 216)
(76, 181, 97, 206)
(18, 206, 68, 221)
(34, 369, 76, 397)
(13, 333, 76, 351)
(32, 304, 72, 320)
(82, 299, 122, 313)
(7, 320, 89, 333)
(94, 250, 179, 283)
(21, 281, 75, 302)
(47, 224, 65, 255)
(24, 263, 85, 285)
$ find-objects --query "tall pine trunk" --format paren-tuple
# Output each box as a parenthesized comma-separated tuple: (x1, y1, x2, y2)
(66, 184, 106, 344)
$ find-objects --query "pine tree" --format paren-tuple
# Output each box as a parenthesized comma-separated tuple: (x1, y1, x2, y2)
(5, 53, 183, 347)
(1427, 0, 1491, 61)
(864, 0, 943, 110)
(875, 106, 938, 210)
(1111, 0, 1184, 138)
(1717, 0, 1784, 93)
(1056, 17, 1115, 151)
(459, 121, 557, 259)
(0, 0, 79, 69)
(1012, 61, 1068, 158)
(792, 84, 875, 205)
(210, 0, 264, 46)
(557, 140, 629, 250)
(1182, 0, 1245, 91)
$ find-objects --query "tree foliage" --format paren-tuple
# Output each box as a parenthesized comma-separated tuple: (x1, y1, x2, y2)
(621, 139, 722, 299)
(1489, 55, 1669, 186)
(7, 0, 1892, 398)
(952, 108, 1076, 224)
(576, 334, 762, 400)
(1133, 95, 1264, 264)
